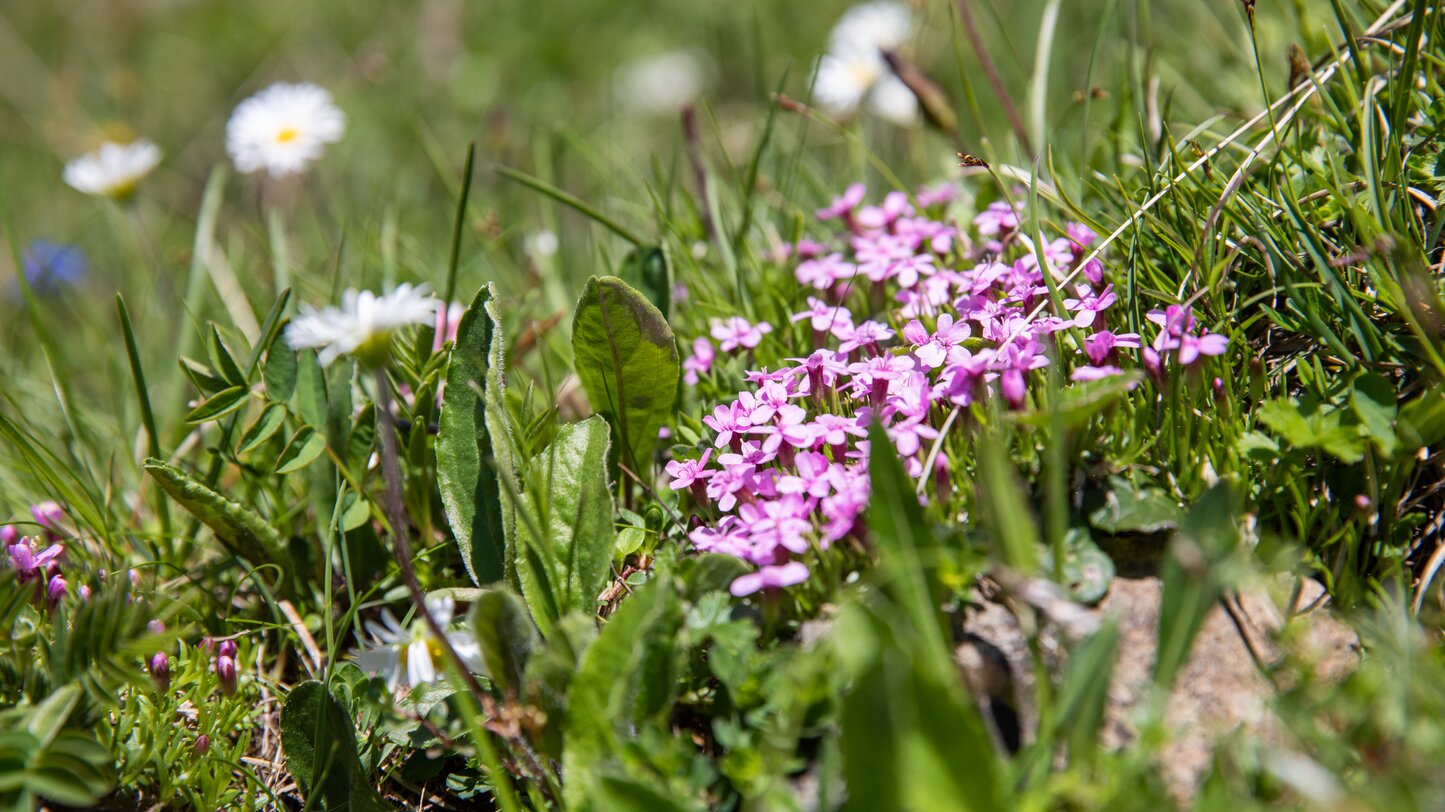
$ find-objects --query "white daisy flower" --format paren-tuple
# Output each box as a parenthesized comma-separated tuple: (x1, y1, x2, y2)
(62, 140, 162, 200)
(352, 595, 484, 691)
(614, 50, 710, 113)
(285, 283, 439, 368)
(226, 82, 345, 178)
(828, 1, 914, 56)
(809, 1, 919, 125)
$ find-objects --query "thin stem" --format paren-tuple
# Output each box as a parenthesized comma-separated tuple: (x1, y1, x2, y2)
(371, 366, 528, 811)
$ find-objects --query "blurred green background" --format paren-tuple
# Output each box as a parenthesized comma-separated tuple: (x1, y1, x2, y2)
(0, 0, 1326, 459)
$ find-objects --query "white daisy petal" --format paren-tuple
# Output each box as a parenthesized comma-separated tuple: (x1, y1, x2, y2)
(407, 639, 436, 686)
(285, 283, 438, 367)
(226, 82, 345, 178)
(867, 74, 920, 126)
(63, 140, 162, 199)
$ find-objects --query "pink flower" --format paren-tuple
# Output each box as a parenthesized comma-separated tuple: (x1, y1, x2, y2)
(683, 337, 715, 385)
(791, 297, 855, 333)
(836, 320, 896, 356)
(1071, 365, 1129, 382)
(796, 253, 858, 290)
(7, 540, 64, 583)
(816, 183, 866, 221)
(729, 562, 810, 596)
(974, 202, 1018, 237)
(1084, 330, 1141, 365)
(903, 313, 972, 369)
(711, 317, 773, 352)
(916, 183, 956, 208)
(1178, 332, 1229, 365)
(1062, 284, 1117, 328)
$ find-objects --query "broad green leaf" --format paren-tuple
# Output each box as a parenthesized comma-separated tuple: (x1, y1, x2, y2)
(1155, 484, 1240, 689)
(1086, 476, 1183, 534)
(1351, 372, 1400, 456)
(516, 416, 615, 637)
(276, 426, 327, 474)
(237, 402, 286, 455)
(621, 246, 673, 321)
(184, 385, 249, 424)
(438, 282, 518, 585)
(838, 603, 1004, 812)
(571, 275, 680, 475)
(563, 577, 683, 810)
(280, 681, 391, 812)
(595, 771, 700, 812)
(145, 458, 285, 566)
(1257, 396, 1365, 463)
(294, 350, 328, 431)
(470, 588, 539, 697)
(178, 355, 229, 395)
(264, 339, 298, 403)
(207, 324, 247, 386)
(1399, 385, 1445, 449)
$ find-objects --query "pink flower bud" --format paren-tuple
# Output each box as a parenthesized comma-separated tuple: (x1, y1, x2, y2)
(30, 501, 65, 540)
(0, 526, 17, 546)
(46, 574, 67, 607)
(192, 734, 210, 755)
(149, 651, 170, 692)
(216, 655, 237, 695)
(77, 584, 91, 601)
(148, 619, 166, 635)
(218, 639, 238, 659)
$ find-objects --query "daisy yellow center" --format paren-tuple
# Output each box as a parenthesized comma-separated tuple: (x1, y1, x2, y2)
(275, 127, 300, 144)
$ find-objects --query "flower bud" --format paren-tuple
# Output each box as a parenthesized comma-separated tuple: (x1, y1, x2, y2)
(30, 501, 65, 540)
(149, 651, 171, 692)
(192, 734, 210, 756)
(218, 639, 238, 659)
(46, 574, 67, 607)
(77, 584, 92, 601)
(216, 655, 237, 695)
(148, 619, 166, 635)
(0, 525, 17, 546)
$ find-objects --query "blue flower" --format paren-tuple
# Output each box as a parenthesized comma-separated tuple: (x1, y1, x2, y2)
(21, 240, 88, 294)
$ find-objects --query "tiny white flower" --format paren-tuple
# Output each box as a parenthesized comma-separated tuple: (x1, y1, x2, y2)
(226, 82, 345, 178)
(352, 596, 484, 691)
(614, 50, 710, 113)
(529, 229, 559, 258)
(809, 1, 919, 125)
(62, 140, 162, 200)
(828, 1, 914, 56)
(285, 283, 439, 367)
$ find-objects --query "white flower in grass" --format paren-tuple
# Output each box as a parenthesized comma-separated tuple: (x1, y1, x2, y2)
(63, 140, 162, 200)
(352, 596, 484, 690)
(810, 1, 919, 125)
(226, 82, 345, 177)
(285, 283, 438, 367)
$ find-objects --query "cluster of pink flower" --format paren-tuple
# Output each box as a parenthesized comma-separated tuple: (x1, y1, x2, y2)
(670, 184, 1227, 597)
(3, 501, 75, 607)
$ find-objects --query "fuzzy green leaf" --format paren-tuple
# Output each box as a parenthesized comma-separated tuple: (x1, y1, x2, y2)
(571, 275, 680, 476)
(145, 458, 285, 566)
(516, 416, 615, 637)
(280, 681, 391, 812)
(438, 282, 518, 586)
(563, 576, 683, 810)
(470, 588, 539, 696)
